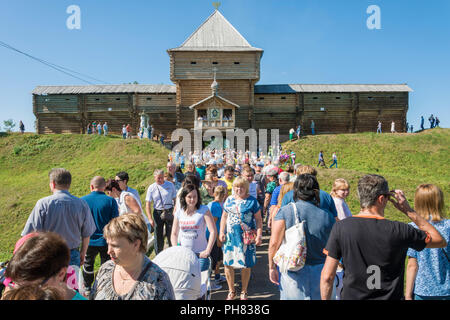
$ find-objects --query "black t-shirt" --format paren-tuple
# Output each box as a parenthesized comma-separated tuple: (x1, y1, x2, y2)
(324, 215, 429, 300)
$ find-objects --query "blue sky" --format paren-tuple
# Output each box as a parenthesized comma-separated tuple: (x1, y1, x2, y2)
(1, 0, 449, 132)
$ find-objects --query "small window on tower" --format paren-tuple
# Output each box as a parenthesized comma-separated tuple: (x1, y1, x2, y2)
(168, 97, 173, 100)
(259, 97, 265, 100)
(234, 62, 240, 65)
(368, 97, 374, 101)
(116, 98, 121, 101)
(281, 97, 286, 100)
(212, 61, 218, 65)
(336, 97, 341, 100)
(313, 97, 318, 100)
(191, 61, 197, 65)
(147, 97, 152, 101)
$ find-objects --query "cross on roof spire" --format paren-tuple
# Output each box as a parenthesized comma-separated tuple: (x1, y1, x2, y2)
(213, 2, 221, 10)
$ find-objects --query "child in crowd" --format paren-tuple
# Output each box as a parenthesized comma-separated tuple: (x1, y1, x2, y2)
(206, 186, 228, 290)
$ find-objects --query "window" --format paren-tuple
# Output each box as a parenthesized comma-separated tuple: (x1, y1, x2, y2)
(168, 97, 173, 100)
(147, 97, 152, 101)
(390, 96, 395, 99)
(116, 98, 121, 101)
(336, 97, 341, 100)
(234, 62, 240, 65)
(320, 107, 325, 111)
(95, 98, 100, 101)
(191, 61, 197, 65)
(223, 109, 232, 120)
(368, 97, 374, 101)
(313, 97, 318, 100)
(259, 97, 265, 100)
(281, 97, 286, 100)
(212, 61, 218, 65)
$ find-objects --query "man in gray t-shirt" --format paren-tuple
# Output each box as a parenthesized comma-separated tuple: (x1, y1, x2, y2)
(22, 168, 96, 267)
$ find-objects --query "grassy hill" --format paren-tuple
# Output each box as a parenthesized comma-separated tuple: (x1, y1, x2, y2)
(0, 133, 169, 261)
(0, 128, 449, 262)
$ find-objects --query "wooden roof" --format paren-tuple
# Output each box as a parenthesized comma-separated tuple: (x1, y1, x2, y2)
(32, 84, 176, 95)
(168, 10, 263, 52)
(255, 84, 413, 94)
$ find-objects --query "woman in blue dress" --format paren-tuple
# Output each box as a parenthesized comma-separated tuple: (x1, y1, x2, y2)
(219, 176, 263, 300)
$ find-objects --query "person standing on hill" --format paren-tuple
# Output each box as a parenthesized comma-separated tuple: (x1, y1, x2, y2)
(428, 114, 434, 128)
(80, 176, 119, 295)
(435, 117, 440, 127)
(296, 125, 301, 140)
(317, 151, 327, 168)
(21, 168, 96, 267)
(126, 124, 132, 139)
(320, 174, 447, 300)
(329, 152, 338, 169)
(410, 125, 414, 133)
(97, 122, 102, 135)
(377, 121, 382, 134)
(420, 116, 425, 131)
(391, 121, 396, 133)
(122, 125, 127, 139)
(289, 128, 295, 141)
(103, 122, 108, 136)
(19, 121, 25, 134)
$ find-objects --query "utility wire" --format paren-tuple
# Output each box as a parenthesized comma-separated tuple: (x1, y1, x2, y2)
(0, 40, 109, 85)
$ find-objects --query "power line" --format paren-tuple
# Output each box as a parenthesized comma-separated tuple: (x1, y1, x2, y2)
(0, 40, 109, 85)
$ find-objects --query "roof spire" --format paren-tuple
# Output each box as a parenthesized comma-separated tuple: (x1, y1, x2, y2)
(212, 2, 221, 10)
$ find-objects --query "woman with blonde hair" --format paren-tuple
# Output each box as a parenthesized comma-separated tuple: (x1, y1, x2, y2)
(406, 184, 450, 300)
(219, 176, 263, 300)
(90, 213, 175, 300)
(330, 178, 352, 220)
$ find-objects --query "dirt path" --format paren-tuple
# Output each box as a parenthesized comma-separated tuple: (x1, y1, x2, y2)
(211, 231, 280, 300)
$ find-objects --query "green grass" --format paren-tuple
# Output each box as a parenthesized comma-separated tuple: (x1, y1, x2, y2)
(282, 128, 450, 224)
(0, 133, 168, 262)
(1, 128, 449, 274)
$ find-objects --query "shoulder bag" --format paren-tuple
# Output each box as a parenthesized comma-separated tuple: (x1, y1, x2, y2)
(273, 202, 307, 273)
(238, 207, 257, 245)
(156, 185, 174, 222)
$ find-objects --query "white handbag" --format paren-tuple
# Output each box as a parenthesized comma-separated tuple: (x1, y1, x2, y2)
(273, 202, 307, 273)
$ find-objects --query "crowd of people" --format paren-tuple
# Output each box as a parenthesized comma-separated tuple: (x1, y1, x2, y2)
(0, 144, 448, 301)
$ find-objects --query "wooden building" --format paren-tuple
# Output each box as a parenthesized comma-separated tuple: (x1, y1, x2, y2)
(33, 9, 412, 140)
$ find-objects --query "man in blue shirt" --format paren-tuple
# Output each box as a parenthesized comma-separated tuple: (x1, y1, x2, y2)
(81, 176, 119, 293)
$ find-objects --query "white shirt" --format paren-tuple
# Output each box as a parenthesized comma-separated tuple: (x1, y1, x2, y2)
(145, 181, 177, 210)
(117, 191, 149, 224)
(332, 197, 352, 220)
(175, 205, 209, 253)
(126, 186, 142, 207)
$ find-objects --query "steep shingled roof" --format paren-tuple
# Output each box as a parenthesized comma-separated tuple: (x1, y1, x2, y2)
(168, 10, 263, 52)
